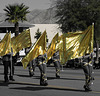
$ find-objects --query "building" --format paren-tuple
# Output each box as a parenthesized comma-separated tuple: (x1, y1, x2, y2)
(0, 21, 34, 40)
(30, 24, 62, 45)
(0, 21, 34, 57)
(0, 21, 62, 56)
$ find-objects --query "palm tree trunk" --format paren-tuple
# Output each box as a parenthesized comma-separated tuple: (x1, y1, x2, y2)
(14, 22, 19, 57)
(15, 22, 19, 36)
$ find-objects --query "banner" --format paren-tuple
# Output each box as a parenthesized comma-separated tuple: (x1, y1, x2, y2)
(47, 33, 59, 61)
(59, 25, 94, 64)
(0, 32, 11, 56)
(22, 31, 47, 69)
(11, 29, 32, 56)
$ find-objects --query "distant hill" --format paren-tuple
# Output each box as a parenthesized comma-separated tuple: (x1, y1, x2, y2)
(27, 8, 56, 24)
(0, 13, 6, 22)
(0, 8, 57, 24)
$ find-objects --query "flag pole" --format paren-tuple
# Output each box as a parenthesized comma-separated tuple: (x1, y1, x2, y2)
(10, 31, 13, 77)
(10, 48, 13, 77)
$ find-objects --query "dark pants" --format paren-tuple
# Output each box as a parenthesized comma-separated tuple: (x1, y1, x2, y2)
(28, 59, 38, 76)
(53, 60, 60, 77)
(3, 61, 10, 81)
(37, 57, 48, 86)
(28, 61, 34, 76)
(3, 61, 14, 81)
(82, 63, 93, 90)
(38, 63, 48, 85)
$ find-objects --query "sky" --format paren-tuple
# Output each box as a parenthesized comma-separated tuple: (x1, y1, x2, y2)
(0, 0, 52, 13)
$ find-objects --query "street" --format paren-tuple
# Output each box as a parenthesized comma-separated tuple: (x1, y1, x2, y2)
(0, 64, 100, 96)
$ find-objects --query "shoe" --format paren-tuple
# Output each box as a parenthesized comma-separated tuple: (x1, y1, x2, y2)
(84, 85, 92, 92)
(29, 72, 34, 77)
(9, 76, 15, 81)
(40, 78, 48, 86)
(4, 76, 9, 83)
(10, 78, 15, 81)
(56, 74, 60, 79)
(85, 88, 92, 92)
(4, 79, 9, 83)
(40, 80, 48, 86)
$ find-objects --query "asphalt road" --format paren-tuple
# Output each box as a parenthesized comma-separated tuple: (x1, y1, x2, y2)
(0, 65, 100, 96)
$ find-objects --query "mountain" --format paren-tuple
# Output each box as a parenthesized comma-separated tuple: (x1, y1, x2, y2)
(0, 8, 57, 24)
(0, 13, 6, 22)
(26, 8, 57, 24)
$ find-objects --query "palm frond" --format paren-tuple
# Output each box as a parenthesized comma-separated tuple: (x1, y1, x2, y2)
(4, 3, 30, 23)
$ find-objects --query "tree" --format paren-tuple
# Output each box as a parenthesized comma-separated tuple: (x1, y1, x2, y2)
(54, 0, 100, 63)
(55, 0, 100, 33)
(34, 28, 49, 43)
(4, 3, 30, 36)
(34, 28, 42, 40)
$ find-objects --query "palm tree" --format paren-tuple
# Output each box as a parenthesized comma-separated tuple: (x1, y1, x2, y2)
(34, 28, 49, 43)
(34, 28, 42, 40)
(4, 3, 30, 36)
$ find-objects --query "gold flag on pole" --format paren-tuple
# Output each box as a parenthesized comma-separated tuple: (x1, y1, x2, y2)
(0, 32, 11, 56)
(22, 31, 47, 69)
(11, 29, 32, 56)
(59, 25, 94, 64)
(47, 33, 59, 61)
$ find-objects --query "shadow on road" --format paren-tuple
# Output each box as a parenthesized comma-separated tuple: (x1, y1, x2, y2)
(59, 77, 84, 81)
(47, 77, 84, 81)
(0, 81, 9, 86)
(16, 74, 84, 81)
(16, 74, 30, 77)
(9, 86, 85, 92)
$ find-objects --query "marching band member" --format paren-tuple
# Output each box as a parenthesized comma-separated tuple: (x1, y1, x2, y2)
(81, 52, 94, 91)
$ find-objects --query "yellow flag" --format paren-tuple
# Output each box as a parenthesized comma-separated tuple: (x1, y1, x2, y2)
(47, 33, 59, 61)
(59, 25, 94, 64)
(0, 32, 11, 56)
(11, 29, 32, 56)
(22, 31, 47, 69)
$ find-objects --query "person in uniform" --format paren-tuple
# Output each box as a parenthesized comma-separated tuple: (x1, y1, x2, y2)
(29, 51, 61, 79)
(25, 47, 34, 77)
(36, 53, 48, 86)
(25, 46, 48, 86)
(52, 51, 60, 78)
(81, 52, 94, 91)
